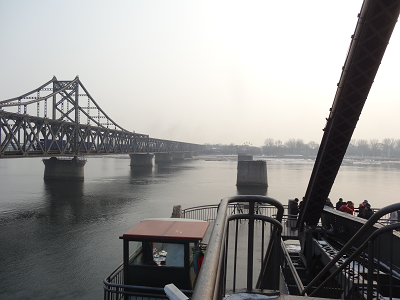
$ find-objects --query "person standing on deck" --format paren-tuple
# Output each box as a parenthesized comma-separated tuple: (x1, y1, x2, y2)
(336, 198, 344, 210)
(289, 198, 300, 230)
(362, 204, 374, 220)
(339, 201, 355, 215)
(357, 200, 368, 218)
(325, 198, 334, 208)
(298, 197, 304, 213)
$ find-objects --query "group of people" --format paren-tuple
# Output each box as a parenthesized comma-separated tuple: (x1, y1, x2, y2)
(288, 197, 374, 231)
(325, 197, 374, 219)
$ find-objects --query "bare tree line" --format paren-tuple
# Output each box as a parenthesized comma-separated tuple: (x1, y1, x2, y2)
(346, 138, 400, 158)
(205, 138, 400, 158)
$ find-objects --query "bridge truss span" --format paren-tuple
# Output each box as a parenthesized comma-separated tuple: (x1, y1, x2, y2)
(0, 76, 203, 157)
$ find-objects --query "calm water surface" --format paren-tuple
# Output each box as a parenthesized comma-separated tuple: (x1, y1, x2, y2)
(1, 155, 399, 299)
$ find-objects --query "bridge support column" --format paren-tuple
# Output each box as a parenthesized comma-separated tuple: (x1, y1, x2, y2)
(236, 160, 268, 187)
(184, 151, 193, 158)
(129, 153, 153, 167)
(43, 157, 86, 180)
(172, 152, 185, 161)
(238, 153, 253, 161)
(155, 152, 173, 164)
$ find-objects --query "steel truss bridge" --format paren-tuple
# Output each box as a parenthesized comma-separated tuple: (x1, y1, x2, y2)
(0, 76, 203, 158)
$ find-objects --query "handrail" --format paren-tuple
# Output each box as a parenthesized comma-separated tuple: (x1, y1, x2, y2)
(191, 195, 284, 300)
(309, 222, 400, 297)
(191, 198, 229, 300)
(182, 203, 286, 221)
(301, 202, 400, 295)
(280, 238, 305, 294)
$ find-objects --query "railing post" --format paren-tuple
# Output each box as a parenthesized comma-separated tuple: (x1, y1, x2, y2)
(367, 240, 374, 300)
(247, 201, 255, 291)
(272, 234, 281, 290)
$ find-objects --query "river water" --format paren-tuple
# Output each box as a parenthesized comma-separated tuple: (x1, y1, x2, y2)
(1, 155, 400, 299)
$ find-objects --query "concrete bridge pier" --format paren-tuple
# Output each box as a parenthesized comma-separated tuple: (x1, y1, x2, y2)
(184, 151, 193, 158)
(155, 152, 173, 164)
(236, 160, 268, 187)
(238, 153, 253, 161)
(129, 153, 154, 167)
(43, 156, 86, 180)
(172, 152, 185, 161)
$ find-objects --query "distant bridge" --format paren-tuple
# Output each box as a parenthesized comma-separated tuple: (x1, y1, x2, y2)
(0, 76, 203, 158)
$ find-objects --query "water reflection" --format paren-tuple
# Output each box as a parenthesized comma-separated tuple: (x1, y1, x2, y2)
(236, 185, 268, 196)
(130, 166, 154, 177)
(43, 180, 85, 223)
(155, 163, 193, 175)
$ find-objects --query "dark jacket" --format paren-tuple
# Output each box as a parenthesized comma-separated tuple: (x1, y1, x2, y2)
(363, 209, 374, 220)
(325, 201, 334, 208)
(289, 201, 299, 216)
(336, 201, 344, 210)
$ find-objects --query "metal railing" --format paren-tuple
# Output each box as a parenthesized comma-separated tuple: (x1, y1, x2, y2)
(182, 203, 284, 221)
(302, 203, 400, 299)
(183, 203, 301, 240)
(309, 223, 400, 299)
(103, 263, 192, 300)
(191, 196, 284, 300)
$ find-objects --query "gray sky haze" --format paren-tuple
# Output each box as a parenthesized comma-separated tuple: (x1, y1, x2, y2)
(1, 0, 399, 146)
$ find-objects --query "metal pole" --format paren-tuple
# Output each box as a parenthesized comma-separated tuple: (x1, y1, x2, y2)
(247, 201, 254, 291)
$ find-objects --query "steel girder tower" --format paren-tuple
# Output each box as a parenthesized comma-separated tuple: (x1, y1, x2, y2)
(298, 0, 400, 227)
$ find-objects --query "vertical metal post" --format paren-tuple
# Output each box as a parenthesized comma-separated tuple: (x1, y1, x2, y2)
(123, 240, 129, 293)
(75, 81, 79, 124)
(23, 118, 27, 153)
(389, 230, 393, 300)
(52, 81, 56, 120)
(261, 220, 265, 267)
(367, 240, 374, 300)
(37, 90, 40, 117)
(74, 81, 79, 153)
(233, 219, 239, 292)
(272, 232, 281, 290)
(247, 201, 254, 291)
(223, 222, 229, 296)
(17, 119, 20, 149)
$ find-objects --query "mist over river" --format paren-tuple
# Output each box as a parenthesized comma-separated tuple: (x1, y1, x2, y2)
(1, 155, 400, 299)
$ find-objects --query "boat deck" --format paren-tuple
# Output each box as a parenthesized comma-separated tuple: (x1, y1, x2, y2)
(202, 219, 300, 293)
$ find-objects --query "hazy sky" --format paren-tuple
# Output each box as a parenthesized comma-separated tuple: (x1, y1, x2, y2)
(1, 0, 399, 146)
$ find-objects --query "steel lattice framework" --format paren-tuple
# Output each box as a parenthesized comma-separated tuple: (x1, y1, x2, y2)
(298, 0, 400, 227)
(0, 76, 203, 157)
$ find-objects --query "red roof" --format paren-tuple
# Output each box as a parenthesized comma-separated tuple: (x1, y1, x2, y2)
(122, 219, 209, 241)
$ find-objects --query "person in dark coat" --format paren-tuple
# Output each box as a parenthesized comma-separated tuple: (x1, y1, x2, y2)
(298, 197, 304, 212)
(289, 198, 299, 230)
(357, 200, 368, 218)
(336, 198, 344, 210)
(289, 198, 300, 216)
(362, 204, 374, 220)
(325, 198, 334, 208)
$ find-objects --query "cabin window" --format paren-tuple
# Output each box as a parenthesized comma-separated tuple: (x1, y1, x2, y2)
(128, 241, 143, 265)
(128, 241, 185, 267)
(153, 242, 184, 267)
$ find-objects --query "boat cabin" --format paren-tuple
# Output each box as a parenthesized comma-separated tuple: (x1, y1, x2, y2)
(121, 218, 209, 291)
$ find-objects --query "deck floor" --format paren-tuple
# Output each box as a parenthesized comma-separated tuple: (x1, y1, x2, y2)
(202, 219, 299, 293)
